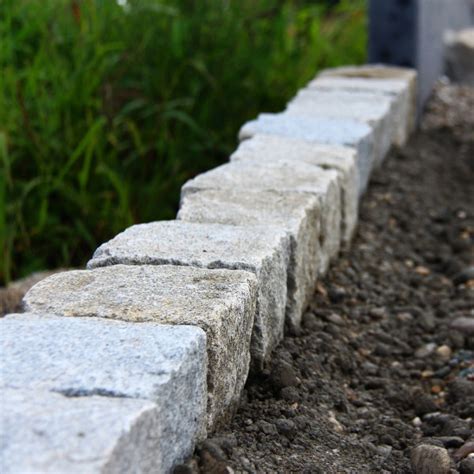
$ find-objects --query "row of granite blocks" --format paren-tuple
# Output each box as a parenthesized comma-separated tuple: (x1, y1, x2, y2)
(1, 65, 417, 474)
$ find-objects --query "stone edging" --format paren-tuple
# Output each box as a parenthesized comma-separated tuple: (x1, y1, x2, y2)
(1, 64, 417, 474)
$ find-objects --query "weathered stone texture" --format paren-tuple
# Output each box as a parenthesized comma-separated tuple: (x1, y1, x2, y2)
(238, 113, 374, 193)
(181, 160, 341, 272)
(1, 313, 207, 471)
(178, 189, 322, 330)
(230, 135, 359, 243)
(88, 221, 290, 366)
(0, 388, 164, 474)
(286, 88, 395, 164)
(23, 265, 258, 430)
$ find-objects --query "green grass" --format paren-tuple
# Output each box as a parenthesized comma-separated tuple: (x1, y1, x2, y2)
(0, 0, 367, 285)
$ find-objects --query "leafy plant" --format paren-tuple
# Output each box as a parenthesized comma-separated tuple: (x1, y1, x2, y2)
(0, 0, 366, 284)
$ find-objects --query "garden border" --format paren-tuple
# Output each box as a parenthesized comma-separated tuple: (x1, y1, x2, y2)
(1, 64, 417, 473)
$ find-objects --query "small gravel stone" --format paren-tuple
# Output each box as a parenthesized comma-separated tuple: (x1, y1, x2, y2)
(436, 345, 452, 360)
(410, 444, 452, 474)
(459, 455, 474, 474)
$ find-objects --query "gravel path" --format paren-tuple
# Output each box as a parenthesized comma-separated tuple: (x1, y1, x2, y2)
(178, 84, 474, 474)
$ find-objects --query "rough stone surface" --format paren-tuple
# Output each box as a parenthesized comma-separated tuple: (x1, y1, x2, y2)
(230, 134, 359, 243)
(181, 160, 341, 275)
(0, 388, 165, 474)
(318, 65, 417, 137)
(23, 265, 258, 430)
(286, 88, 396, 164)
(88, 221, 290, 366)
(1, 313, 207, 471)
(307, 76, 414, 147)
(410, 444, 452, 474)
(445, 28, 474, 85)
(178, 189, 322, 331)
(238, 112, 374, 193)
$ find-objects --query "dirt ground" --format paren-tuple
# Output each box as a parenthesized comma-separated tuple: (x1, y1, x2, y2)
(177, 84, 474, 473)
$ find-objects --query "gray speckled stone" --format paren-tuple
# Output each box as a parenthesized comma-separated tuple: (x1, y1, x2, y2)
(0, 388, 164, 474)
(306, 77, 413, 148)
(317, 65, 417, 142)
(181, 160, 341, 273)
(238, 113, 374, 193)
(286, 89, 394, 166)
(23, 265, 258, 430)
(230, 135, 359, 244)
(0, 313, 207, 472)
(178, 189, 322, 331)
(87, 221, 290, 367)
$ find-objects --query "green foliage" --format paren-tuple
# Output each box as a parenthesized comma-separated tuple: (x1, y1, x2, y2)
(0, 0, 366, 284)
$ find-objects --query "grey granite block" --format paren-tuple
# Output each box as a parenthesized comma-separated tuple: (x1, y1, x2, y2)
(0, 313, 207, 473)
(286, 88, 395, 165)
(178, 189, 322, 331)
(317, 65, 417, 140)
(181, 160, 341, 273)
(238, 113, 374, 193)
(22, 265, 258, 430)
(87, 221, 290, 367)
(230, 135, 359, 244)
(0, 388, 165, 474)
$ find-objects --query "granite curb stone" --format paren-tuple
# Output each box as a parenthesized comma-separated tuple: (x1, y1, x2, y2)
(286, 88, 395, 166)
(230, 135, 359, 243)
(180, 160, 342, 274)
(178, 189, 322, 331)
(1, 313, 207, 472)
(238, 112, 374, 193)
(1, 388, 164, 474)
(87, 220, 290, 366)
(23, 265, 258, 430)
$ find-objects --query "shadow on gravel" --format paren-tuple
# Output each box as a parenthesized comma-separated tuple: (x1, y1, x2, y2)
(178, 84, 474, 474)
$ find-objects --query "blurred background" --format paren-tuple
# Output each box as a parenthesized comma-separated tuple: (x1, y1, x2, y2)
(0, 0, 367, 285)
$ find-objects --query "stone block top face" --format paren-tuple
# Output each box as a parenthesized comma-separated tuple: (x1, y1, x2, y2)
(318, 64, 417, 83)
(181, 159, 340, 201)
(1, 313, 207, 404)
(88, 220, 290, 273)
(286, 88, 393, 123)
(238, 112, 372, 148)
(178, 189, 320, 234)
(23, 264, 256, 326)
(307, 76, 409, 95)
(231, 134, 356, 170)
(1, 388, 163, 474)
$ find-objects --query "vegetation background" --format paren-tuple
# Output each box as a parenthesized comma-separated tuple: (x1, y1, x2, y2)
(0, 0, 366, 285)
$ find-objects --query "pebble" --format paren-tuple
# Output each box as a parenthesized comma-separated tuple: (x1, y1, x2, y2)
(270, 362, 299, 390)
(436, 345, 452, 360)
(451, 317, 474, 336)
(459, 455, 474, 474)
(453, 266, 474, 285)
(328, 286, 347, 304)
(413, 417, 422, 427)
(415, 343, 437, 358)
(454, 441, 474, 461)
(397, 312, 414, 322)
(434, 436, 465, 448)
(275, 418, 296, 437)
(410, 444, 452, 474)
(327, 313, 345, 326)
(413, 391, 438, 416)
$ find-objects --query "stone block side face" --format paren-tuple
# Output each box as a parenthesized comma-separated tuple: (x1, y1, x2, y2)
(1, 314, 208, 468)
(230, 135, 359, 244)
(23, 265, 258, 431)
(87, 220, 290, 367)
(178, 189, 322, 331)
(237, 113, 374, 194)
(0, 389, 163, 474)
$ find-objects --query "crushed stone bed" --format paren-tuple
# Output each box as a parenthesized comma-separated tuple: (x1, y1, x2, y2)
(180, 84, 474, 473)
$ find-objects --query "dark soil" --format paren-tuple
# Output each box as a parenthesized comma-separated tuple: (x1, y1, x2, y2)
(177, 84, 474, 473)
